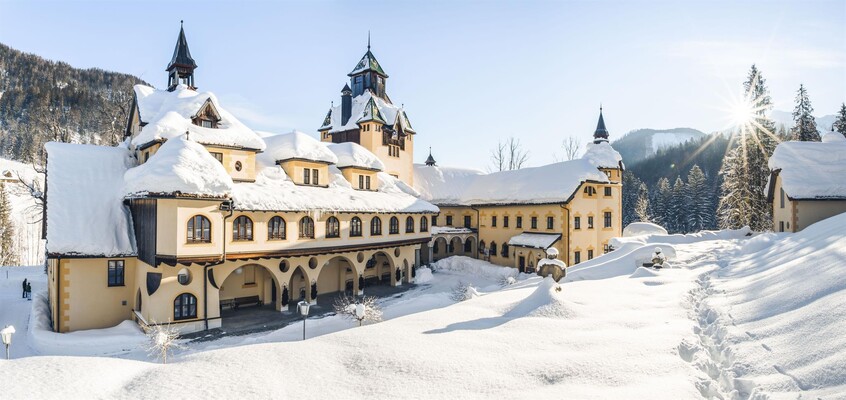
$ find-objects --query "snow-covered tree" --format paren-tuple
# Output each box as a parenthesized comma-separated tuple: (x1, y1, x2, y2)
(0, 183, 18, 266)
(634, 182, 651, 223)
(622, 171, 646, 226)
(833, 103, 846, 138)
(684, 165, 710, 232)
(650, 177, 672, 228)
(450, 281, 479, 302)
(145, 323, 183, 364)
(791, 84, 820, 142)
(669, 177, 687, 233)
(333, 295, 382, 327)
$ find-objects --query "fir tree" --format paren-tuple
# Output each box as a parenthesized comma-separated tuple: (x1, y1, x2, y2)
(791, 84, 820, 141)
(651, 177, 671, 229)
(685, 165, 710, 232)
(833, 103, 846, 138)
(670, 177, 687, 233)
(0, 183, 17, 266)
(634, 182, 651, 223)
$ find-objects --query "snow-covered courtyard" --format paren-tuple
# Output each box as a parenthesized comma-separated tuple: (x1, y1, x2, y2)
(0, 213, 844, 399)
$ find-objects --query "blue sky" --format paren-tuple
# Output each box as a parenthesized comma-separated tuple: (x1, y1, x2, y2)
(1, 0, 844, 169)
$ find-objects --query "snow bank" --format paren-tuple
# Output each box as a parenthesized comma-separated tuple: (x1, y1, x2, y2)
(505, 277, 578, 319)
(564, 243, 677, 282)
(124, 136, 233, 197)
(259, 130, 338, 165)
(327, 142, 385, 171)
(702, 212, 846, 397)
(610, 226, 751, 248)
(623, 222, 668, 237)
(45, 143, 136, 256)
(29, 291, 146, 356)
(414, 267, 434, 283)
(431, 256, 519, 282)
(768, 138, 846, 199)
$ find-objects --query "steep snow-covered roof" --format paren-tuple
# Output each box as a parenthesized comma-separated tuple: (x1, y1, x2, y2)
(583, 141, 624, 169)
(124, 136, 233, 197)
(132, 84, 266, 151)
(45, 143, 136, 256)
(413, 165, 486, 205)
(320, 91, 414, 134)
(508, 233, 561, 249)
(232, 167, 437, 214)
(769, 138, 846, 199)
(259, 131, 338, 165)
(327, 142, 385, 171)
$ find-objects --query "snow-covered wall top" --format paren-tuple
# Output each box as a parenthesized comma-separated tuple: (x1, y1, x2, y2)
(45, 143, 136, 256)
(327, 142, 385, 171)
(124, 136, 234, 197)
(132, 85, 266, 151)
(769, 137, 846, 199)
(259, 131, 338, 165)
(507, 233, 561, 249)
(321, 91, 413, 133)
(414, 143, 621, 206)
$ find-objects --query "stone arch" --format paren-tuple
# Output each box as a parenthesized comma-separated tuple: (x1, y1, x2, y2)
(288, 265, 311, 303)
(368, 250, 396, 286)
(463, 235, 476, 256)
(433, 237, 449, 261)
(218, 263, 283, 314)
(317, 255, 358, 297)
(449, 236, 463, 255)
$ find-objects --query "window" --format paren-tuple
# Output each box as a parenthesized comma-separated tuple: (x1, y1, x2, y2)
(604, 187, 612, 197)
(574, 216, 581, 230)
(547, 216, 554, 230)
(235, 161, 243, 172)
(187, 215, 211, 243)
(501, 243, 509, 258)
(144, 152, 149, 162)
(389, 217, 399, 234)
(201, 119, 213, 128)
(350, 217, 363, 237)
(210, 152, 223, 163)
(448, 240, 454, 253)
(366, 176, 371, 190)
(503, 216, 509, 228)
(588, 249, 594, 260)
(107, 260, 124, 287)
(304, 168, 310, 185)
(779, 221, 784, 232)
(780, 188, 785, 208)
(575, 251, 581, 264)
(479, 240, 486, 254)
(359, 175, 364, 189)
(531, 217, 538, 229)
(432, 216, 438, 226)
(492, 216, 497, 227)
(464, 215, 471, 228)
(490, 242, 497, 256)
(371, 217, 382, 235)
(420, 216, 428, 232)
(268, 216, 286, 240)
(584, 186, 596, 196)
(406, 216, 415, 233)
(299, 217, 315, 239)
(516, 216, 523, 228)
(464, 240, 472, 252)
(233, 216, 253, 241)
(312, 169, 319, 185)
(588, 216, 594, 229)
(174, 293, 197, 320)
(446, 215, 453, 226)
(326, 216, 340, 238)
(604, 212, 612, 228)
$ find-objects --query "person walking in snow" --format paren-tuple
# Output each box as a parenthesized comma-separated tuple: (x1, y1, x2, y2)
(22, 278, 27, 298)
(651, 247, 667, 269)
(26, 282, 32, 300)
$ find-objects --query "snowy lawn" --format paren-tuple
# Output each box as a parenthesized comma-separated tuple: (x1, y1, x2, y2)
(1, 218, 845, 399)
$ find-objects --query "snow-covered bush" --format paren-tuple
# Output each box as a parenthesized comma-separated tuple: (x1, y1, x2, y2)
(499, 275, 517, 287)
(414, 267, 434, 284)
(450, 281, 480, 302)
(145, 323, 183, 364)
(333, 295, 382, 327)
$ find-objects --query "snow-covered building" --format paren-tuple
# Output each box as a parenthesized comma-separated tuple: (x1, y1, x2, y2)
(44, 26, 437, 334)
(767, 131, 846, 232)
(414, 110, 624, 270)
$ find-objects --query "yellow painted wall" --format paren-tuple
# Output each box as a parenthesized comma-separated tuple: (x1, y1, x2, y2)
(53, 257, 136, 332)
(205, 146, 257, 182)
(795, 200, 846, 231)
(359, 122, 414, 187)
(771, 175, 795, 232)
(340, 167, 379, 190)
(279, 159, 331, 186)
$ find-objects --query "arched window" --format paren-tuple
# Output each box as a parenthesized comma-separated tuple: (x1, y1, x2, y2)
(268, 216, 286, 240)
(420, 215, 429, 232)
(350, 217, 363, 237)
(479, 240, 486, 252)
(174, 293, 197, 320)
(299, 217, 315, 239)
(464, 240, 472, 252)
(490, 242, 497, 256)
(389, 217, 400, 234)
(501, 243, 509, 258)
(326, 216, 340, 238)
(233, 216, 253, 241)
(371, 217, 382, 236)
(405, 216, 415, 233)
(187, 215, 211, 243)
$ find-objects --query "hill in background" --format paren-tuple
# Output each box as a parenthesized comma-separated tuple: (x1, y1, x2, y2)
(612, 127, 708, 165)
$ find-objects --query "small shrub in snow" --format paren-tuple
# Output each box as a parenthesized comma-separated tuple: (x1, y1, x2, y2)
(499, 275, 517, 287)
(450, 281, 479, 302)
(145, 322, 183, 364)
(333, 295, 382, 327)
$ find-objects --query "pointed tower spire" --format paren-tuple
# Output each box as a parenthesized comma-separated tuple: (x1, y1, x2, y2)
(593, 105, 609, 144)
(367, 30, 371, 50)
(425, 147, 437, 166)
(166, 21, 198, 91)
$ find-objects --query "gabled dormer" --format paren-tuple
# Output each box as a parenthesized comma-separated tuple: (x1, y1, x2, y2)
(192, 98, 221, 129)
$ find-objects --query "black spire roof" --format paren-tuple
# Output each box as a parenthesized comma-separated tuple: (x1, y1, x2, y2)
(167, 21, 197, 71)
(593, 106, 609, 143)
(425, 147, 437, 166)
(342, 83, 352, 94)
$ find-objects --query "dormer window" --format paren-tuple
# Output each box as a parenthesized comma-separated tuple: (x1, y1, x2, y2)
(191, 99, 221, 129)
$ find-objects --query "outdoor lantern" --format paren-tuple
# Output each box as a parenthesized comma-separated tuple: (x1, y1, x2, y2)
(297, 300, 310, 340)
(1, 325, 15, 360)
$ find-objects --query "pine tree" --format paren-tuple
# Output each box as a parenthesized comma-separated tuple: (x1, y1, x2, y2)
(670, 177, 687, 233)
(717, 65, 778, 231)
(634, 182, 651, 223)
(651, 177, 671, 229)
(685, 165, 710, 232)
(0, 183, 18, 266)
(833, 103, 846, 138)
(791, 84, 820, 141)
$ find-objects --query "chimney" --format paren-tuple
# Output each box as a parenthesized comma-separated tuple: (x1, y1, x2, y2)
(341, 84, 352, 126)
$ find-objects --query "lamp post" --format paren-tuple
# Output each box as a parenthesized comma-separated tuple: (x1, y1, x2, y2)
(297, 300, 310, 340)
(1, 325, 15, 360)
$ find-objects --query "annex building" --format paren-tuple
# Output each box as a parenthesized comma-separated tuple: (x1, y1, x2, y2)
(45, 25, 623, 333)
